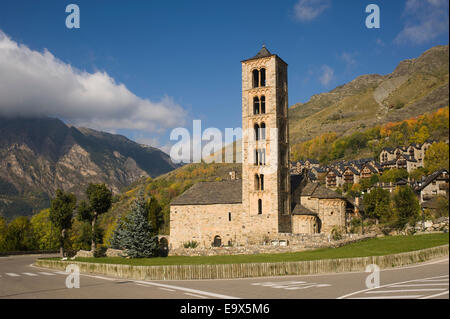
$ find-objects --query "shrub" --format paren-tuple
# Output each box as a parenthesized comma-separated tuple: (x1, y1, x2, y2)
(331, 227, 343, 241)
(183, 240, 199, 249)
(94, 245, 107, 258)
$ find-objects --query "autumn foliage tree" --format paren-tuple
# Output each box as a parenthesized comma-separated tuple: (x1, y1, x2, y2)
(425, 142, 449, 173)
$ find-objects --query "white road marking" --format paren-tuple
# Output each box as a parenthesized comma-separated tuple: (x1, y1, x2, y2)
(37, 272, 56, 276)
(393, 283, 449, 287)
(134, 280, 239, 299)
(185, 293, 208, 299)
(419, 290, 449, 299)
(348, 295, 424, 299)
(22, 272, 38, 276)
(252, 280, 331, 290)
(285, 284, 331, 290)
(6, 273, 20, 277)
(85, 275, 117, 281)
(252, 281, 306, 287)
(159, 287, 176, 292)
(338, 275, 450, 299)
(366, 288, 446, 294)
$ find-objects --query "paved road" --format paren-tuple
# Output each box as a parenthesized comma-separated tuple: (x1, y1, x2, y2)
(0, 254, 448, 299)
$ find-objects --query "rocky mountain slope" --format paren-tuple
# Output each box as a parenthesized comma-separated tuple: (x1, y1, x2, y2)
(0, 117, 178, 219)
(289, 45, 449, 144)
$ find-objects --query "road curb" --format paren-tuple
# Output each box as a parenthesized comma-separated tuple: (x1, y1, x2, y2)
(34, 244, 449, 281)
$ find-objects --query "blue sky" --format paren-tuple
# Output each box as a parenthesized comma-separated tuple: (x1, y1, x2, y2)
(0, 0, 448, 152)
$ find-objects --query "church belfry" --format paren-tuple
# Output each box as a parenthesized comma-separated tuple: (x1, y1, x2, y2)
(241, 45, 291, 239)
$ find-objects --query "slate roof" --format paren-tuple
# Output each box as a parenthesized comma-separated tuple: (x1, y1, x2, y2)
(292, 204, 317, 216)
(171, 179, 242, 206)
(345, 166, 361, 175)
(242, 45, 287, 64)
(306, 158, 320, 164)
(416, 169, 449, 192)
(327, 168, 342, 177)
(363, 163, 378, 173)
(382, 147, 396, 154)
(308, 171, 317, 180)
(300, 182, 345, 199)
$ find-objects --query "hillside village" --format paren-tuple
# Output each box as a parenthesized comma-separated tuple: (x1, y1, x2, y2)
(290, 138, 449, 222)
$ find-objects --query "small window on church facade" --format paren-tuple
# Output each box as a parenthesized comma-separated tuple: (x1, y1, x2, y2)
(260, 68, 266, 87)
(260, 96, 266, 113)
(252, 69, 259, 88)
(258, 199, 262, 214)
(253, 97, 260, 115)
(228, 212, 232, 221)
(254, 123, 260, 141)
(261, 123, 266, 140)
(254, 174, 260, 191)
(260, 174, 264, 190)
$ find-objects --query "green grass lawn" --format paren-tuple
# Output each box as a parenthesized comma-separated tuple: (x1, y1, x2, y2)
(51, 233, 449, 266)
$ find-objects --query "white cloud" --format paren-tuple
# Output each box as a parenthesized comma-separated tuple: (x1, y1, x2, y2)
(395, 0, 449, 44)
(340, 52, 357, 68)
(0, 31, 187, 133)
(294, 0, 331, 22)
(319, 65, 334, 86)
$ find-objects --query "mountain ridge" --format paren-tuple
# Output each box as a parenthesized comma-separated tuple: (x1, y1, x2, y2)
(0, 116, 178, 219)
(289, 45, 449, 144)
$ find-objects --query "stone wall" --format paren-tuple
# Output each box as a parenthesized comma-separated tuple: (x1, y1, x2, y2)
(168, 233, 376, 256)
(169, 203, 245, 249)
(35, 245, 449, 280)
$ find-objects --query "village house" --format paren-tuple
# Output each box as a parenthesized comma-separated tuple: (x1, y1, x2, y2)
(379, 140, 435, 172)
(415, 169, 449, 203)
(325, 168, 343, 189)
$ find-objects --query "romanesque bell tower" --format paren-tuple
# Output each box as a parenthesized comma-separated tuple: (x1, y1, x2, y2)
(241, 46, 291, 242)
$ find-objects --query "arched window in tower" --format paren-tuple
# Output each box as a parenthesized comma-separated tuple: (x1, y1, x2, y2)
(253, 97, 260, 115)
(252, 69, 259, 88)
(258, 199, 263, 214)
(260, 68, 266, 87)
(259, 149, 266, 165)
(254, 123, 260, 141)
(260, 174, 264, 190)
(254, 174, 260, 191)
(260, 96, 266, 114)
(261, 123, 266, 140)
(254, 149, 259, 166)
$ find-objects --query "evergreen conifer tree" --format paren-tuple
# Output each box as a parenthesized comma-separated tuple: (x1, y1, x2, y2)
(110, 192, 158, 258)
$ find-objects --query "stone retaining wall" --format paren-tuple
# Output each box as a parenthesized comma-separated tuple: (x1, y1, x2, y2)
(169, 233, 376, 256)
(34, 244, 449, 281)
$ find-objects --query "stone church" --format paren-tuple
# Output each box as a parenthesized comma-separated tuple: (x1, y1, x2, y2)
(169, 47, 355, 249)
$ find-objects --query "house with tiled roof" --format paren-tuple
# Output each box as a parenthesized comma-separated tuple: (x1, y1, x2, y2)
(415, 169, 449, 203)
